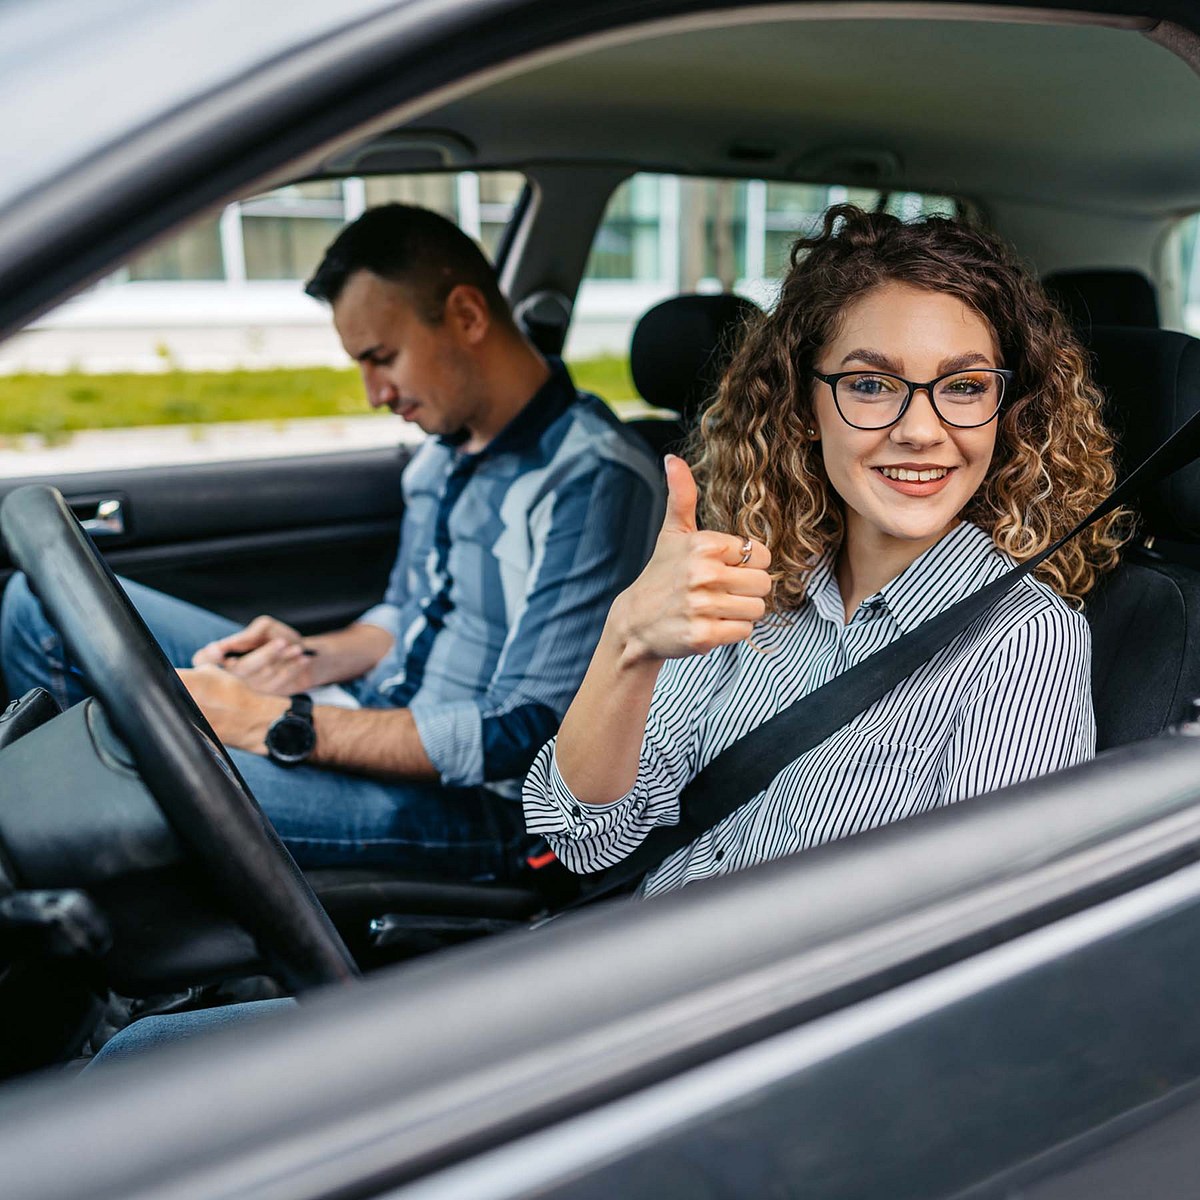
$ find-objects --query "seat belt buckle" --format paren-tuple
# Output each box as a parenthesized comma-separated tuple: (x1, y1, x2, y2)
(519, 842, 580, 910)
(525, 848, 559, 871)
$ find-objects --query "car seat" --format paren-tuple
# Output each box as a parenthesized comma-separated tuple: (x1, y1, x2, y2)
(1081, 325, 1200, 750)
(624, 293, 760, 457)
(1043, 269, 1160, 334)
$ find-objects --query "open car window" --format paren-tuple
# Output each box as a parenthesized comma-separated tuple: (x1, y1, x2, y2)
(0, 171, 526, 478)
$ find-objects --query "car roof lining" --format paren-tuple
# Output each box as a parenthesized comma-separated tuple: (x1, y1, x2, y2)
(303, 10, 1200, 216)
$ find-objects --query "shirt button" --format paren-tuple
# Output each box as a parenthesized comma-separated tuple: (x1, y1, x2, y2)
(571, 805, 581, 818)
(714, 848, 724, 862)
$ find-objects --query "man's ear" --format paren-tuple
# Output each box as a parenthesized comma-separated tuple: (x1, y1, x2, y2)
(442, 284, 492, 346)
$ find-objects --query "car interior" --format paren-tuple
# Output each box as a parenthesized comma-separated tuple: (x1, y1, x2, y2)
(5, 5, 1200, 1092)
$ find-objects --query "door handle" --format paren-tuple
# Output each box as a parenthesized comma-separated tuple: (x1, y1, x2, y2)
(69, 496, 126, 538)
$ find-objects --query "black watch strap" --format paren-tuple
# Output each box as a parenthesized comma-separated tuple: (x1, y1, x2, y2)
(266, 692, 316, 766)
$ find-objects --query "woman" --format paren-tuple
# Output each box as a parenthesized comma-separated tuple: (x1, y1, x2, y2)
(523, 204, 1127, 897)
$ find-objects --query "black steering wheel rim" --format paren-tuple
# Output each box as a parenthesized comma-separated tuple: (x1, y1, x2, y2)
(0, 485, 358, 991)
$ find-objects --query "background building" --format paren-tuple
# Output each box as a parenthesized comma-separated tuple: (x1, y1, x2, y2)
(0, 173, 966, 374)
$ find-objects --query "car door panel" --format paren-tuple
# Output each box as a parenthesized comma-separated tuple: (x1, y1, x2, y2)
(491, 863, 1200, 1200)
(0, 446, 410, 638)
(6, 735, 1200, 1200)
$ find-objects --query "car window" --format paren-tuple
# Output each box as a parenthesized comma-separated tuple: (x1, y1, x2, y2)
(1176, 212, 1200, 337)
(0, 171, 526, 478)
(567, 172, 959, 366)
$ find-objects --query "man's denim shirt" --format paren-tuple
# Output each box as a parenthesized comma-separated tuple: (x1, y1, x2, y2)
(357, 359, 664, 797)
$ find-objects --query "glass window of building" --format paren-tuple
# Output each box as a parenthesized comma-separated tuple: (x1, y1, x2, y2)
(108, 172, 527, 287)
(362, 173, 458, 213)
(586, 173, 959, 293)
(585, 174, 666, 281)
(239, 181, 348, 281)
(476, 172, 526, 257)
(123, 217, 224, 282)
(361, 171, 526, 257)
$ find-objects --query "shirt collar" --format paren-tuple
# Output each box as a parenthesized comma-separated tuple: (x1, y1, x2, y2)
(805, 522, 1009, 632)
(438, 356, 576, 459)
(804, 555, 846, 626)
(877, 522, 1010, 632)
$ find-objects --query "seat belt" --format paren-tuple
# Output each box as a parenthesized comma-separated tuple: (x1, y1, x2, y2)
(568, 403, 1200, 906)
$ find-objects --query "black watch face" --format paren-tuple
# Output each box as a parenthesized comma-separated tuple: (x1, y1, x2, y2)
(267, 714, 316, 764)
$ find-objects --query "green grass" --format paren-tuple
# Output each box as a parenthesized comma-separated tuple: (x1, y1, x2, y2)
(569, 354, 637, 406)
(0, 355, 638, 440)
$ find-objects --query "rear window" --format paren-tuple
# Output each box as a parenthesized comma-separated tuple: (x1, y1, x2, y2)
(1177, 213, 1200, 337)
(568, 172, 959, 361)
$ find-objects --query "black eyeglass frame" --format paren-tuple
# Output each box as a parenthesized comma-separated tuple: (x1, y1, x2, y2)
(809, 367, 1014, 430)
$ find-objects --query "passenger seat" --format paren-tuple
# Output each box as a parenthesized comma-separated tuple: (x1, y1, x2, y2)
(624, 293, 760, 457)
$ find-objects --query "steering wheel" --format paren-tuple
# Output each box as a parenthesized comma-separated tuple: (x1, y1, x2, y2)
(0, 485, 358, 992)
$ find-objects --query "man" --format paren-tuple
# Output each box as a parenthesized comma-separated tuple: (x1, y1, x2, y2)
(1, 204, 664, 882)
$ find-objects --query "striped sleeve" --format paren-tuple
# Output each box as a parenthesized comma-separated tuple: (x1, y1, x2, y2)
(937, 601, 1095, 803)
(522, 651, 722, 872)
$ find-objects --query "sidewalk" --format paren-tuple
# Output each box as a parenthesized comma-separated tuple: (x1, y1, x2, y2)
(0, 402, 655, 480)
(0, 415, 424, 479)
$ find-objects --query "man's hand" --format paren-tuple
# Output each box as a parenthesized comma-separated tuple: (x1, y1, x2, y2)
(610, 455, 772, 665)
(178, 665, 288, 754)
(179, 666, 436, 778)
(193, 615, 317, 697)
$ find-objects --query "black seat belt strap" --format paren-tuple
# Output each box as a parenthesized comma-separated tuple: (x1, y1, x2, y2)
(571, 402, 1200, 905)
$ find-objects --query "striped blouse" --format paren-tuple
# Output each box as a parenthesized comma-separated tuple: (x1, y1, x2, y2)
(522, 521, 1095, 897)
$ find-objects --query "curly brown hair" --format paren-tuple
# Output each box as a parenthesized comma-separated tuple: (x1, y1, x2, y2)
(690, 204, 1128, 609)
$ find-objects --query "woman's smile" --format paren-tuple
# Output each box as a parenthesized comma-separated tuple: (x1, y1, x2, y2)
(872, 463, 957, 496)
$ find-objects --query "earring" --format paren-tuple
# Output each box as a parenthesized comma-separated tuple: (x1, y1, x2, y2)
(806, 427, 817, 437)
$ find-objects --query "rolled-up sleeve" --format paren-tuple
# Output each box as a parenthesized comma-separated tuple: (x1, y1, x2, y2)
(415, 459, 663, 788)
(356, 601, 404, 641)
(408, 696, 485, 786)
(523, 653, 717, 872)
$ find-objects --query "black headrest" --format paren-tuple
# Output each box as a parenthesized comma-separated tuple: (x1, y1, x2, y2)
(1086, 324, 1200, 541)
(1043, 269, 1160, 331)
(630, 293, 759, 420)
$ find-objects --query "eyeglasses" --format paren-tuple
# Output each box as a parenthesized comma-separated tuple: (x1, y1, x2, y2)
(809, 367, 1012, 430)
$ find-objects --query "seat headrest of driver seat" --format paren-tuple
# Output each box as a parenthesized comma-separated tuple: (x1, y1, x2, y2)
(630, 293, 760, 422)
(1085, 324, 1200, 543)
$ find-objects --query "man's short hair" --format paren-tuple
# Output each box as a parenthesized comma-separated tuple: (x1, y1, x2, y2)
(305, 203, 512, 325)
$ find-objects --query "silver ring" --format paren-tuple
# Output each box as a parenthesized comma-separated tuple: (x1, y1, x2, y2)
(737, 537, 753, 566)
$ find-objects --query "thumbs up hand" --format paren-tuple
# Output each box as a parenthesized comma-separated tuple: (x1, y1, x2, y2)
(661, 449, 700, 534)
(613, 455, 772, 664)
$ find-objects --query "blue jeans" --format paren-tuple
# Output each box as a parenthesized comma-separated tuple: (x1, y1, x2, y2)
(0, 573, 530, 880)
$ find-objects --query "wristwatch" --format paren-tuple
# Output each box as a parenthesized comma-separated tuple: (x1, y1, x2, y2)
(265, 693, 316, 766)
